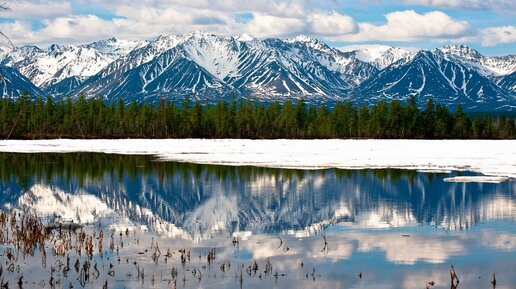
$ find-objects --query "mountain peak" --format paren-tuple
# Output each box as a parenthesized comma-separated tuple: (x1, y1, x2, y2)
(235, 33, 255, 42)
(187, 30, 214, 38)
(86, 37, 119, 47)
(438, 44, 483, 60)
(1, 33, 514, 112)
(156, 34, 172, 41)
(286, 35, 318, 44)
(48, 44, 62, 52)
(346, 45, 415, 69)
(285, 35, 329, 52)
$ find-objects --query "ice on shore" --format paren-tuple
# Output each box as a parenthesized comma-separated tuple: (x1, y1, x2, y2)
(443, 176, 510, 183)
(0, 139, 514, 178)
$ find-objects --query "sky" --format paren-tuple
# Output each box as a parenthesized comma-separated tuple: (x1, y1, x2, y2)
(0, 0, 514, 55)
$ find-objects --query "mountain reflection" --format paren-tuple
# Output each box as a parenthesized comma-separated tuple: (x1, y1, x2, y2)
(1, 153, 514, 239)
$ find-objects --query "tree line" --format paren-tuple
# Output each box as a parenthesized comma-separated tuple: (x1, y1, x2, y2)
(0, 152, 417, 190)
(0, 93, 514, 139)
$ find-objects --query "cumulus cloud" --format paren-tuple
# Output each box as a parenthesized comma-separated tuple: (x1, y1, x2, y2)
(0, 0, 511, 51)
(0, 0, 72, 19)
(0, 21, 36, 44)
(112, 5, 230, 26)
(307, 11, 357, 36)
(335, 10, 473, 42)
(243, 10, 357, 38)
(86, 0, 310, 18)
(243, 13, 305, 37)
(479, 25, 516, 46)
(403, 0, 516, 13)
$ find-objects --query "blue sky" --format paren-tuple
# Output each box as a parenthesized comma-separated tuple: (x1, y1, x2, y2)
(0, 0, 514, 55)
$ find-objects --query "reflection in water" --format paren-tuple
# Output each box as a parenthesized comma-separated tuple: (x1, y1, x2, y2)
(1, 154, 516, 239)
(0, 153, 515, 288)
(0, 153, 514, 239)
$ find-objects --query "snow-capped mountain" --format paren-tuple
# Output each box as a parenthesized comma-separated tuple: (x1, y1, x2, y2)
(74, 32, 368, 104)
(354, 50, 515, 111)
(496, 72, 516, 93)
(438, 44, 516, 77)
(223, 37, 355, 101)
(85, 37, 149, 59)
(0, 66, 44, 99)
(0, 37, 147, 93)
(343, 45, 416, 69)
(285, 36, 378, 85)
(0, 44, 112, 88)
(5, 163, 514, 238)
(45, 75, 86, 96)
(0, 32, 514, 111)
(76, 46, 232, 103)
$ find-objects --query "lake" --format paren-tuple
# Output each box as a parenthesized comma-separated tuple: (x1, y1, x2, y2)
(0, 152, 514, 289)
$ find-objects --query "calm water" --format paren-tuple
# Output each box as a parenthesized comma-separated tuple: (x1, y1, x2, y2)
(1, 153, 515, 289)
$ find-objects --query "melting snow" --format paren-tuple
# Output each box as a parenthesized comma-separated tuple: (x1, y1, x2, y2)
(443, 176, 510, 183)
(0, 139, 514, 178)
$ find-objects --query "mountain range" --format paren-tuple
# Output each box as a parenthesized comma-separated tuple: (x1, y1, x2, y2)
(0, 31, 514, 111)
(7, 167, 514, 238)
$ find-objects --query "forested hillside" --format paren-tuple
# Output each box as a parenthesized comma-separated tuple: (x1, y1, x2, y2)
(0, 94, 514, 139)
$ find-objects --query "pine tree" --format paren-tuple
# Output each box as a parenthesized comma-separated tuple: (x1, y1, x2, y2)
(421, 98, 435, 138)
(453, 104, 470, 138)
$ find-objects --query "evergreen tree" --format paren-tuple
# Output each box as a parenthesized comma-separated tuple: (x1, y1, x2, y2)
(453, 104, 470, 138)
(0, 94, 512, 139)
(421, 98, 435, 138)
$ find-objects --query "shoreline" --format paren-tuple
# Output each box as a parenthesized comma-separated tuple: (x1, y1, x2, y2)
(0, 139, 515, 178)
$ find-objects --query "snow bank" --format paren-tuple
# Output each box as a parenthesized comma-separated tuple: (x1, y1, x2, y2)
(443, 176, 510, 183)
(0, 139, 514, 178)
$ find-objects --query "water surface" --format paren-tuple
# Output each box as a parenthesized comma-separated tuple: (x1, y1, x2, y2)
(0, 153, 514, 289)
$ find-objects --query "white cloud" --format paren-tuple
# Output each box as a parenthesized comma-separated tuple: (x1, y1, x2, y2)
(112, 6, 230, 26)
(243, 13, 306, 38)
(480, 25, 516, 46)
(355, 233, 465, 264)
(335, 10, 472, 42)
(0, 0, 72, 19)
(403, 0, 516, 13)
(86, 0, 310, 18)
(0, 0, 510, 52)
(307, 11, 357, 36)
(0, 21, 36, 45)
(242, 11, 357, 38)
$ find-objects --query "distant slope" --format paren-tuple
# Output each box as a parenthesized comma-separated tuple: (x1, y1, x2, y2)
(354, 51, 515, 111)
(496, 72, 516, 94)
(44, 76, 86, 97)
(75, 47, 233, 103)
(0, 32, 513, 111)
(0, 66, 44, 99)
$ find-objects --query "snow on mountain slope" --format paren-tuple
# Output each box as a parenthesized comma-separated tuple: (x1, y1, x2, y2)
(371, 47, 416, 69)
(438, 44, 516, 77)
(85, 37, 149, 59)
(44, 75, 86, 96)
(0, 66, 44, 99)
(351, 45, 392, 63)
(76, 33, 360, 103)
(0, 32, 514, 111)
(225, 38, 352, 100)
(286, 35, 378, 86)
(482, 55, 516, 76)
(18, 184, 114, 224)
(355, 50, 515, 111)
(75, 46, 232, 103)
(85, 34, 187, 82)
(0, 44, 112, 87)
(181, 31, 240, 80)
(496, 72, 516, 93)
(341, 45, 416, 69)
